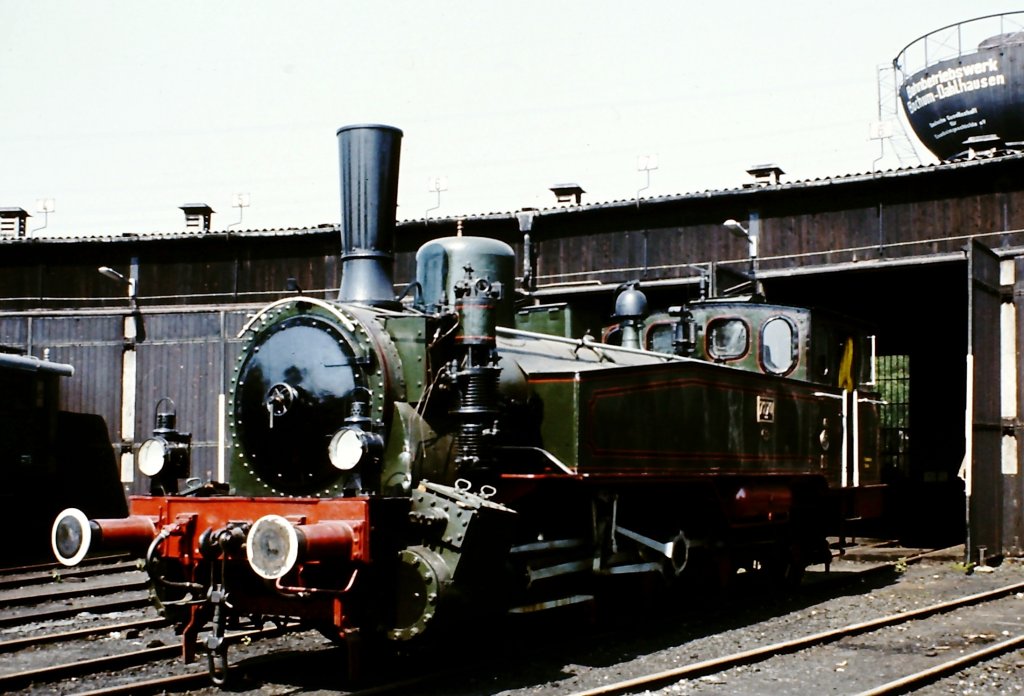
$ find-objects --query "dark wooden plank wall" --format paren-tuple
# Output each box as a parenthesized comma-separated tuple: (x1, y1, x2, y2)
(534, 188, 1024, 284)
(3, 155, 1024, 311)
(3, 188, 1024, 310)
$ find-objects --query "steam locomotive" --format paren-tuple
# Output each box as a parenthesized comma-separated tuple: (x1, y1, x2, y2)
(51, 124, 882, 682)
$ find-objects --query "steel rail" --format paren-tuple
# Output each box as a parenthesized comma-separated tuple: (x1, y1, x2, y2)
(0, 643, 185, 692)
(0, 575, 149, 608)
(0, 560, 140, 591)
(0, 594, 150, 628)
(0, 616, 167, 653)
(0, 623, 291, 692)
(0, 553, 131, 576)
(71, 671, 210, 696)
(570, 579, 1024, 696)
(854, 633, 1024, 696)
(68, 641, 458, 696)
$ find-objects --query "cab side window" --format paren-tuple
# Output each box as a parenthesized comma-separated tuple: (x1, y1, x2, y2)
(707, 318, 748, 360)
(644, 322, 676, 354)
(762, 317, 796, 374)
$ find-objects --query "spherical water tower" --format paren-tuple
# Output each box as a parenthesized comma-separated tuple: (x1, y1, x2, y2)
(895, 12, 1024, 160)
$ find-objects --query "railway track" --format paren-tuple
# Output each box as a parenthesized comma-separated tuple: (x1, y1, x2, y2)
(0, 594, 152, 629)
(0, 544, 1007, 695)
(0, 622, 293, 693)
(0, 559, 138, 591)
(0, 556, 323, 694)
(0, 556, 151, 631)
(0, 616, 167, 653)
(568, 577, 1024, 695)
(0, 553, 131, 577)
(1, 574, 149, 608)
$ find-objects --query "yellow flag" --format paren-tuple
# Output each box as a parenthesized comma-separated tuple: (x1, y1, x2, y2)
(838, 338, 855, 391)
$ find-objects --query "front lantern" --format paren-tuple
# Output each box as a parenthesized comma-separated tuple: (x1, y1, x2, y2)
(139, 397, 192, 494)
(327, 389, 384, 473)
(328, 427, 383, 471)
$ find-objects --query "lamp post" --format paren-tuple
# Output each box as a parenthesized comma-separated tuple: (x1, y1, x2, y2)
(98, 266, 137, 308)
(98, 262, 141, 491)
(516, 208, 538, 292)
(723, 217, 759, 278)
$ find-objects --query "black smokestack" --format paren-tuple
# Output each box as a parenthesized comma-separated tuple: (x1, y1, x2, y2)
(337, 124, 403, 305)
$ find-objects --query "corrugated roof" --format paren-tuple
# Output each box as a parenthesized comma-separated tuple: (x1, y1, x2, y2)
(400, 152, 1024, 223)
(0, 223, 341, 245)
(4, 152, 1022, 245)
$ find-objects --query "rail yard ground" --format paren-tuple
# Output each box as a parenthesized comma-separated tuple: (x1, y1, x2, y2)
(514, 548, 1024, 696)
(4, 545, 1024, 694)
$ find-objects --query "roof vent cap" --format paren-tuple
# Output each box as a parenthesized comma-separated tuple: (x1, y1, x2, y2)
(179, 203, 215, 233)
(743, 164, 784, 188)
(0, 207, 30, 237)
(549, 183, 585, 206)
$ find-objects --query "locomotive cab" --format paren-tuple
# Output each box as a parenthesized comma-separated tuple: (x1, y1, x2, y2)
(640, 297, 877, 391)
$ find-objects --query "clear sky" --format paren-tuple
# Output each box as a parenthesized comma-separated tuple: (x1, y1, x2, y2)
(1, 1, 1020, 237)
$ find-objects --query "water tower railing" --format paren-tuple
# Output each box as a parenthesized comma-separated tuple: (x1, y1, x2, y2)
(894, 12, 1024, 81)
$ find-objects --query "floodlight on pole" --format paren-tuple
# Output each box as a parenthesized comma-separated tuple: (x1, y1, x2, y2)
(98, 265, 137, 305)
(517, 208, 538, 292)
(722, 218, 759, 279)
(98, 261, 144, 484)
(722, 218, 746, 235)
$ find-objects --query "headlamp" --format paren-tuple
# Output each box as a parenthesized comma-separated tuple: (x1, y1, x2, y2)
(142, 398, 192, 494)
(138, 437, 168, 476)
(328, 427, 383, 471)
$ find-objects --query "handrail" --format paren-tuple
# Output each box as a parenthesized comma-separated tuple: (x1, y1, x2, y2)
(894, 12, 1024, 75)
